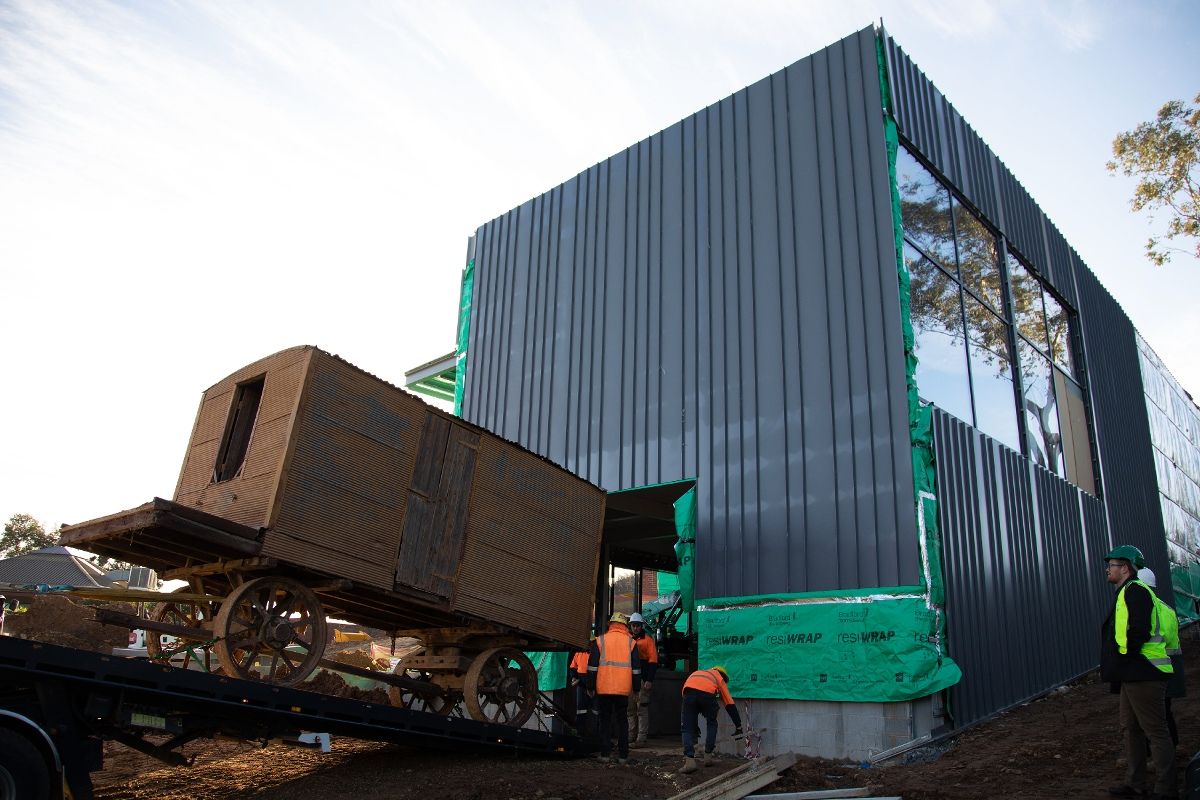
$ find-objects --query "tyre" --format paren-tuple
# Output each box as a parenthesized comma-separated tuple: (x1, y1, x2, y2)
(0, 727, 52, 800)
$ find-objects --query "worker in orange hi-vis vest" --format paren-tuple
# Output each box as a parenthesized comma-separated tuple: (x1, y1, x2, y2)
(679, 666, 743, 774)
(626, 612, 657, 747)
(569, 636, 595, 736)
(586, 612, 641, 764)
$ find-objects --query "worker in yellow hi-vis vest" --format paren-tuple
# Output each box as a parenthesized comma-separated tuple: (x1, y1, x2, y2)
(1101, 545, 1175, 800)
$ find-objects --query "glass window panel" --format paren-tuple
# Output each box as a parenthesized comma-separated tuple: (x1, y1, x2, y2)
(1042, 291, 1075, 377)
(1007, 254, 1050, 355)
(964, 296, 1020, 451)
(897, 146, 956, 271)
(907, 244, 973, 424)
(1017, 337, 1063, 475)
(1055, 368, 1095, 494)
(954, 204, 1004, 314)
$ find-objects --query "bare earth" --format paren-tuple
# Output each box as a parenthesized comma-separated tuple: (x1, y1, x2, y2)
(10, 598, 1198, 799)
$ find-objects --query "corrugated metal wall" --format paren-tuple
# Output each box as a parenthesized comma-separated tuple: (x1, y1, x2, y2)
(1074, 268, 1169, 566)
(883, 36, 1078, 309)
(884, 32, 1169, 570)
(933, 409, 1111, 726)
(885, 33, 1171, 724)
(462, 26, 921, 598)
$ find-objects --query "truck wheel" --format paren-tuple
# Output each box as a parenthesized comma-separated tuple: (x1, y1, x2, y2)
(0, 728, 52, 800)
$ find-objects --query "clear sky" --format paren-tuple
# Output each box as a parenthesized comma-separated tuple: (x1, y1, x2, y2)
(2, 0, 1198, 531)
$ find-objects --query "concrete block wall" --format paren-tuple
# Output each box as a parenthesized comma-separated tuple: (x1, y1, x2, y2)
(712, 696, 938, 761)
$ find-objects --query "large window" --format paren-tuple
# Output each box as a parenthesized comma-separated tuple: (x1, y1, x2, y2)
(899, 146, 1019, 453)
(1008, 253, 1095, 493)
(898, 144, 1095, 493)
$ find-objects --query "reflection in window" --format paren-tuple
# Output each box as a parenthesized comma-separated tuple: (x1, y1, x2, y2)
(1017, 339, 1063, 474)
(908, 246, 973, 425)
(896, 143, 1092, 493)
(1043, 291, 1074, 377)
(965, 297, 1020, 451)
(955, 205, 1003, 312)
(1008, 256, 1049, 354)
(897, 147, 956, 271)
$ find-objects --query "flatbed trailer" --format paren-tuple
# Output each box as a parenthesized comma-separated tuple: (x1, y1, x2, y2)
(0, 636, 580, 800)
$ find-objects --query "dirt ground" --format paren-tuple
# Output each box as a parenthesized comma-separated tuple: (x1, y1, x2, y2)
(9, 597, 1200, 799)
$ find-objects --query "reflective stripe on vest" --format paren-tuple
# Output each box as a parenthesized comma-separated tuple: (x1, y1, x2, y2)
(1115, 580, 1173, 673)
(595, 629, 635, 695)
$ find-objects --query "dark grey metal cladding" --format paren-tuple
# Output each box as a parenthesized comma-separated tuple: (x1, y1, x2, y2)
(462, 26, 920, 598)
(884, 31, 1171, 560)
(1074, 268, 1170, 569)
(932, 408, 1110, 727)
(882, 35, 1077, 310)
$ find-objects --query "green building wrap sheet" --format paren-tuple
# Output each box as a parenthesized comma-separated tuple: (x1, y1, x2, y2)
(697, 590, 962, 702)
(453, 258, 475, 415)
(528, 650, 568, 692)
(1171, 562, 1200, 623)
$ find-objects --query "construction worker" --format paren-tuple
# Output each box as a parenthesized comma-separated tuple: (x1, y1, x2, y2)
(627, 612, 657, 747)
(1137, 567, 1185, 746)
(569, 638, 594, 736)
(587, 611, 640, 764)
(1101, 545, 1175, 800)
(679, 665, 742, 774)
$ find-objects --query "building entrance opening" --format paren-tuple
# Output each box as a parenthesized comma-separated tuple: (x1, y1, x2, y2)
(596, 480, 696, 673)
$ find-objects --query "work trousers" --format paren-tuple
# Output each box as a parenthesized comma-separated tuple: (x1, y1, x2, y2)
(680, 690, 719, 758)
(1119, 679, 1176, 797)
(596, 693, 630, 758)
(574, 681, 594, 736)
(627, 682, 652, 741)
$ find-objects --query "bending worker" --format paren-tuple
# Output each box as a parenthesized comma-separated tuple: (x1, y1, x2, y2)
(627, 612, 657, 747)
(680, 665, 742, 774)
(587, 612, 641, 764)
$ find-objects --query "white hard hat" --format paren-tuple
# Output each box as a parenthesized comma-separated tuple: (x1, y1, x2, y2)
(1137, 567, 1157, 588)
(628, 612, 644, 623)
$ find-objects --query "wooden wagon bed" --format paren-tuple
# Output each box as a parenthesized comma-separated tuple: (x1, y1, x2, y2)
(58, 497, 487, 633)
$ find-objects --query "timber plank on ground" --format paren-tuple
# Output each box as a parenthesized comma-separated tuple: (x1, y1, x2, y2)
(665, 752, 798, 800)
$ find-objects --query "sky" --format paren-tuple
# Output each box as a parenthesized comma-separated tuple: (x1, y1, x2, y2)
(2, 0, 1198, 532)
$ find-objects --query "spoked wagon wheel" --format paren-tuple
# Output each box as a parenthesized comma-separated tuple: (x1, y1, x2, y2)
(387, 648, 456, 715)
(463, 647, 537, 726)
(213, 576, 327, 687)
(146, 590, 216, 672)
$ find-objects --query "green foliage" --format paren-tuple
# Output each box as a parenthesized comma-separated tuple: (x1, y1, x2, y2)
(89, 553, 132, 572)
(1107, 92, 1200, 266)
(0, 513, 57, 558)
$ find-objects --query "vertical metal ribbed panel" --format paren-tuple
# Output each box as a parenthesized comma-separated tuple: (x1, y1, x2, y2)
(463, 27, 919, 598)
(883, 36, 1077, 310)
(933, 409, 1110, 727)
(1074, 268, 1170, 567)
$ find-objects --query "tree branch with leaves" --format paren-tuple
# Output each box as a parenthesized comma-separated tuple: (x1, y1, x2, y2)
(1, 514, 57, 558)
(1107, 92, 1200, 266)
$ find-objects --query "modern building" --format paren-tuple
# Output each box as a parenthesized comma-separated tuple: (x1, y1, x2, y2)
(407, 25, 1200, 759)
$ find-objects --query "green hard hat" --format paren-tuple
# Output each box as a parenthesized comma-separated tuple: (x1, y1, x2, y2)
(1104, 545, 1145, 569)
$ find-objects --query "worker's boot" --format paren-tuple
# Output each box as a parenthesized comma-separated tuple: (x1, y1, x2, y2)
(703, 750, 715, 766)
(680, 757, 699, 774)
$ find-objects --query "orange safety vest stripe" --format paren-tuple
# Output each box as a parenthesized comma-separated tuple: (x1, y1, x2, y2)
(570, 651, 589, 676)
(683, 669, 734, 706)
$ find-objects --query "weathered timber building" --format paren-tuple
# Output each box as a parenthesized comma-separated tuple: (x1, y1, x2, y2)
(407, 25, 1200, 758)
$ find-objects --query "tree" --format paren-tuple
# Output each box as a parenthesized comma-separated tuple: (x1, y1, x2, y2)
(1107, 92, 1200, 266)
(0, 514, 57, 558)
